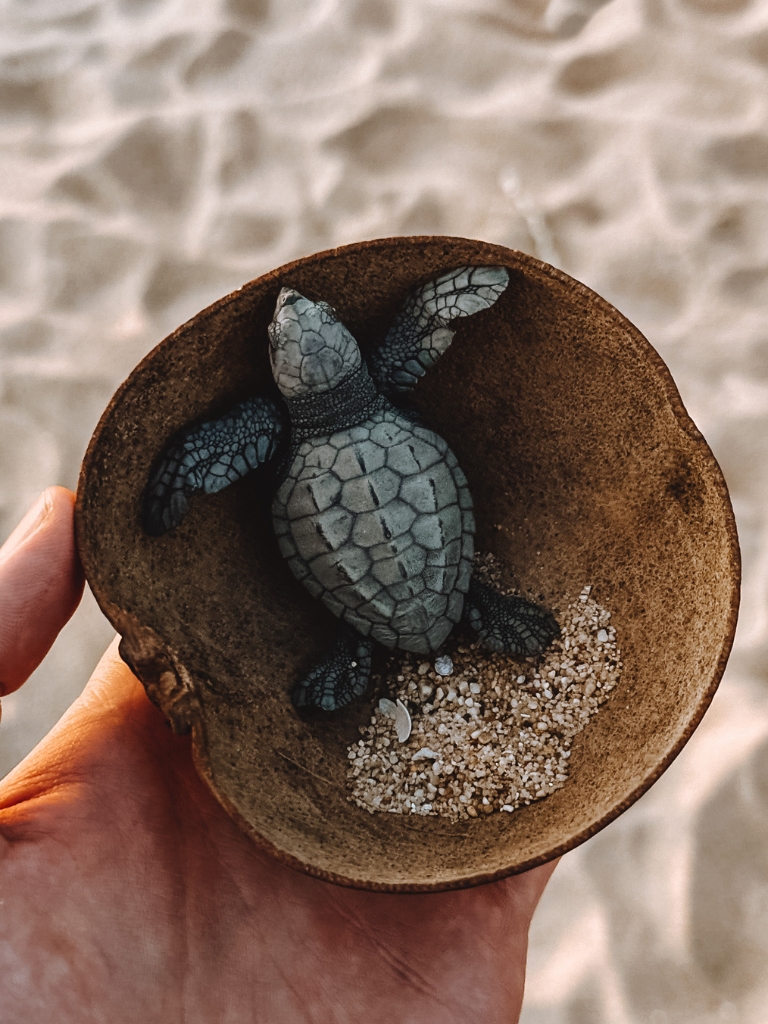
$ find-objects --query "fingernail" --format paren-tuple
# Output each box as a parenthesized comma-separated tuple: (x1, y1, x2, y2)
(0, 489, 54, 560)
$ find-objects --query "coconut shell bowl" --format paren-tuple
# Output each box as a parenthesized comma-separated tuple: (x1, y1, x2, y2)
(75, 236, 739, 892)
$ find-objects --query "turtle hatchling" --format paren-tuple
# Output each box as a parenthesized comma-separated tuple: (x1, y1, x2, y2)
(144, 266, 560, 711)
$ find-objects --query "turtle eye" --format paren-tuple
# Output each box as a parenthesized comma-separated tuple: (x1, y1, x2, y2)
(315, 299, 339, 321)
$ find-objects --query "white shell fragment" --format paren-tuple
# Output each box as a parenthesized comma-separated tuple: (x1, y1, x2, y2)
(378, 697, 412, 742)
(434, 654, 454, 676)
(412, 747, 440, 760)
(394, 699, 412, 742)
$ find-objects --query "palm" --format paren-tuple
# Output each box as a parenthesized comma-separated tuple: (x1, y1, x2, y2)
(0, 489, 555, 1024)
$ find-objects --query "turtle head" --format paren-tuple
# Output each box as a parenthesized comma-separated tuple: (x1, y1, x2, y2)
(268, 287, 362, 399)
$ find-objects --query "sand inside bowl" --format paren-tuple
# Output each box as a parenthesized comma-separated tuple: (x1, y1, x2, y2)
(347, 558, 622, 821)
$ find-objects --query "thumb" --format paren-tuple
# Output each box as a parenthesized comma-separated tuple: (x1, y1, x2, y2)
(0, 487, 85, 696)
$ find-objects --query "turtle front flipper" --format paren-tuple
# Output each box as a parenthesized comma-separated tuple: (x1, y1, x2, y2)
(144, 396, 284, 536)
(368, 265, 509, 399)
(292, 624, 374, 712)
(464, 577, 559, 656)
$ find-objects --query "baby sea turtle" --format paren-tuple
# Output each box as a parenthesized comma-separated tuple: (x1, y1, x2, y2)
(144, 266, 559, 710)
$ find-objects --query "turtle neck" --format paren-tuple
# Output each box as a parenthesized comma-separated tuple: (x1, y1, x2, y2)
(283, 361, 385, 439)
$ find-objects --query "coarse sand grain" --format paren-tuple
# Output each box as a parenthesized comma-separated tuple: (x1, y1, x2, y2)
(347, 555, 621, 820)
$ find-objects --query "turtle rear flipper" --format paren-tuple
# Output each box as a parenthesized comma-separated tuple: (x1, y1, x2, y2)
(144, 396, 284, 536)
(368, 265, 509, 399)
(464, 577, 559, 656)
(292, 624, 374, 712)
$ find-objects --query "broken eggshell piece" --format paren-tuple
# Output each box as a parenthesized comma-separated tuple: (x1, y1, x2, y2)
(378, 697, 412, 743)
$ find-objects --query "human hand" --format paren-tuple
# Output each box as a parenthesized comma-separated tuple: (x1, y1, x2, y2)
(0, 487, 556, 1024)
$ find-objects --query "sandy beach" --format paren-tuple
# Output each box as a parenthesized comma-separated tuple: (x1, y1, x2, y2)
(2, 0, 768, 1019)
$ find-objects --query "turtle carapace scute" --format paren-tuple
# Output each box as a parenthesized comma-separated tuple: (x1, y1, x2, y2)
(144, 265, 560, 710)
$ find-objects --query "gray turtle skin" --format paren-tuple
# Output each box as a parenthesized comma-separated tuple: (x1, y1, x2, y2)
(144, 266, 560, 711)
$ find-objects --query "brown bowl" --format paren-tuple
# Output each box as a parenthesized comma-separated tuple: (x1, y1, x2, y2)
(75, 236, 739, 891)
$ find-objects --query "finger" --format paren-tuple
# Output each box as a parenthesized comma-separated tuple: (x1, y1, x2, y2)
(509, 857, 559, 920)
(0, 638, 172, 811)
(70, 636, 151, 730)
(0, 487, 85, 696)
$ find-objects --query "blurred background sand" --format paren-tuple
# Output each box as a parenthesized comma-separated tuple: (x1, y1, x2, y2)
(2, 0, 768, 1019)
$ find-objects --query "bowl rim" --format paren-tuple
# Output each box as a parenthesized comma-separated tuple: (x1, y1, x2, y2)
(76, 235, 741, 891)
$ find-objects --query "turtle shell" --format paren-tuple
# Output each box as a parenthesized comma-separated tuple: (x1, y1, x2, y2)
(273, 407, 474, 653)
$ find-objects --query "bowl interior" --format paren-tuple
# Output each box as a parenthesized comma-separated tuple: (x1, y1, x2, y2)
(76, 236, 739, 890)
